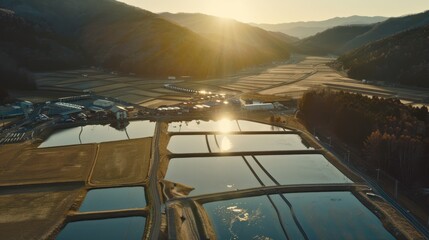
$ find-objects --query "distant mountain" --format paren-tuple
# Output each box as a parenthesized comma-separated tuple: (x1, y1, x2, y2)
(294, 10, 429, 56)
(252, 16, 387, 38)
(0, 0, 292, 81)
(340, 10, 429, 52)
(332, 24, 429, 87)
(293, 25, 374, 56)
(160, 12, 296, 57)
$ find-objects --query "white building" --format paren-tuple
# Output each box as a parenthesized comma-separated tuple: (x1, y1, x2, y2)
(94, 99, 114, 108)
(242, 103, 275, 111)
(239, 97, 274, 111)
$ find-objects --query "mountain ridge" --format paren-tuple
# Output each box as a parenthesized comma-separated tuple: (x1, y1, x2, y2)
(0, 0, 292, 81)
(293, 10, 429, 56)
(251, 15, 387, 38)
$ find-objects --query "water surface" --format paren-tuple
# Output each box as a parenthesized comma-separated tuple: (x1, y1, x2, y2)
(165, 154, 350, 197)
(39, 120, 155, 148)
(168, 119, 288, 132)
(204, 192, 395, 240)
(281, 191, 395, 239)
(168, 134, 312, 154)
(253, 154, 352, 185)
(56, 217, 146, 240)
(79, 187, 146, 212)
(204, 195, 287, 239)
(165, 156, 261, 196)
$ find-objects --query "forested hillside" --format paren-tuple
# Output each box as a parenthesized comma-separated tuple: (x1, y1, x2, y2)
(332, 25, 429, 87)
(0, 8, 86, 90)
(341, 10, 429, 52)
(295, 10, 429, 56)
(0, 0, 292, 81)
(294, 25, 373, 55)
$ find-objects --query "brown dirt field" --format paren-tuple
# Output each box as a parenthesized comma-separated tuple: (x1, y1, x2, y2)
(157, 95, 192, 101)
(0, 144, 96, 186)
(90, 138, 152, 186)
(0, 184, 83, 240)
(150, 88, 179, 94)
(140, 99, 182, 108)
(0, 142, 32, 162)
(115, 94, 151, 104)
(128, 89, 163, 97)
(90, 83, 132, 92)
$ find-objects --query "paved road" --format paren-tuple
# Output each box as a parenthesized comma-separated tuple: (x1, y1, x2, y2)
(148, 122, 162, 240)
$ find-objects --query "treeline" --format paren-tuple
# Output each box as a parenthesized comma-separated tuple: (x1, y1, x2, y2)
(299, 89, 429, 185)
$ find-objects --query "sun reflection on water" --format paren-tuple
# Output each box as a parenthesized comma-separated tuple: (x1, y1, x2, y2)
(220, 135, 232, 152)
(217, 117, 233, 133)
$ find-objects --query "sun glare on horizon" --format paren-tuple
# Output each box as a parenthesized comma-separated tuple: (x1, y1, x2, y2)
(206, 1, 251, 22)
(120, 0, 429, 24)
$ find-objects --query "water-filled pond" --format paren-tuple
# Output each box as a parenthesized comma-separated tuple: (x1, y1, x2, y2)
(204, 192, 395, 240)
(56, 217, 146, 240)
(168, 119, 289, 132)
(79, 187, 146, 212)
(166, 156, 261, 196)
(248, 154, 352, 185)
(39, 120, 155, 148)
(167, 134, 312, 154)
(165, 154, 351, 196)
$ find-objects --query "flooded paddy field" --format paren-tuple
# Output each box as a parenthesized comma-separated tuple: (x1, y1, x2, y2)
(57, 217, 146, 240)
(202, 191, 395, 240)
(165, 154, 351, 196)
(79, 187, 146, 212)
(163, 119, 424, 239)
(39, 120, 155, 148)
(168, 119, 289, 132)
(165, 156, 261, 196)
(167, 134, 312, 154)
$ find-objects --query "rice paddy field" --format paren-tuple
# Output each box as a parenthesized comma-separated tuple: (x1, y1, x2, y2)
(33, 56, 429, 108)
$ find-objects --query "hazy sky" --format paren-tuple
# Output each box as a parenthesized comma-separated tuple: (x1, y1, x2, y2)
(118, 0, 429, 23)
